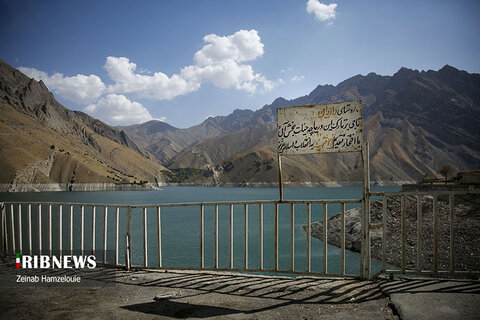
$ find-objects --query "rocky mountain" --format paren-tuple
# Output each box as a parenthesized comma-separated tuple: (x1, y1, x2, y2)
(0, 59, 168, 191)
(122, 65, 480, 186)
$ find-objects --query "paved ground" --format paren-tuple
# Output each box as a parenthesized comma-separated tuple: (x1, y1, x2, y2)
(0, 261, 479, 319)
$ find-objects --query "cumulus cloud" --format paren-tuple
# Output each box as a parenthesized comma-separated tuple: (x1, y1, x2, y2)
(18, 29, 275, 126)
(18, 67, 106, 104)
(104, 57, 199, 100)
(104, 29, 274, 98)
(193, 30, 264, 66)
(306, 0, 337, 22)
(291, 75, 305, 82)
(84, 94, 155, 126)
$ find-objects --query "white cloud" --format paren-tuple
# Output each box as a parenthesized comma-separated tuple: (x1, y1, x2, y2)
(306, 0, 337, 22)
(84, 94, 155, 126)
(104, 57, 199, 100)
(104, 30, 273, 98)
(193, 29, 264, 66)
(291, 75, 305, 82)
(18, 67, 106, 104)
(18, 29, 276, 125)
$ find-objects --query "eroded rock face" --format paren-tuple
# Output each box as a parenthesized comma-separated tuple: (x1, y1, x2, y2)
(0, 59, 168, 187)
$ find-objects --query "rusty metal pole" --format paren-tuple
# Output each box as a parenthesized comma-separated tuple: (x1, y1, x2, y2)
(277, 154, 284, 202)
(361, 141, 371, 279)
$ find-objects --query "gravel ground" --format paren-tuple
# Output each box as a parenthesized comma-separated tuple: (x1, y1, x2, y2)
(0, 261, 397, 320)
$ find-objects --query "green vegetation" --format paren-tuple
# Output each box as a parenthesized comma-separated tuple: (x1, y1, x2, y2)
(162, 168, 213, 183)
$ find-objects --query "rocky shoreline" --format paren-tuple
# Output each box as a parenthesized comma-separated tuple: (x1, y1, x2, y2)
(0, 183, 161, 192)
(306, 193, 480, 273)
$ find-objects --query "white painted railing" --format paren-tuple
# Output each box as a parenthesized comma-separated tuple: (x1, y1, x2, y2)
(0, 199, 365, 278)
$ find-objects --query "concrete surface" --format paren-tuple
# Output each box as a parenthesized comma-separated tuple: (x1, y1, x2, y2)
(0, 260, 479, 319)
(380, 277, 480, 320)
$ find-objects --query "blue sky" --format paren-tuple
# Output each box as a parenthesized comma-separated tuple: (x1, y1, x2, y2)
(1, 0, 479, 128)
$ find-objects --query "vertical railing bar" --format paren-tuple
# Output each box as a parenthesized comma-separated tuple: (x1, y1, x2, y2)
(28, 204, 32, 255)
(323, 203, 328, 274)
(157, 207, 162, 268)
(306, 203, 311, 273)
(91, 206, 96, 255)
(10, 204, 15, 254)
(341, 202, 346, 275)
(259, 204, 263, 271)
(360, 200, 365, 278)
(1, 203, 5, 257)
(290, 203, 294, 271)
(125, 206, 132, 271)
(433, 195, 438, 275)
(80, 205, 84, 256)
(274, 203, 279, 271)
(3, 205, 7, 257)
(382, 197, 387, 273)
(103, 206, 108, 264)
(449, 194, 454, 274)
(143, 207, 147, 267)
(69, 205, 73, 255)
(244, 204, 248, 270)
(214, 204, 218, 269)
(18, 204, 22, 255)
(48, 204, 52, 256)
(200, 205, 204, 269)
(401, 195, 406, 273)
(115, 207, 119, 265)
(416, 195, 422, 272)
(38, 204, 42, 255)
(229, 204, 233, 269)
(59, 205, 62, 256)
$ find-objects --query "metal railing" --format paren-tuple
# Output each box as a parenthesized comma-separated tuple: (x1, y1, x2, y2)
(0, 199, 365, 278)
(371, 189, 480, 278)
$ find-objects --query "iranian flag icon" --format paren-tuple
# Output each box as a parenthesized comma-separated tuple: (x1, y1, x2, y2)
(16, 253, 20, 269)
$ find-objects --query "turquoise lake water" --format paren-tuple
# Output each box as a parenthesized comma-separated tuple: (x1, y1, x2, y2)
(1, 185, 400, 276)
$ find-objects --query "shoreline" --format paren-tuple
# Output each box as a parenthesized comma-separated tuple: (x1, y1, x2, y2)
(0, 180, 410, 192)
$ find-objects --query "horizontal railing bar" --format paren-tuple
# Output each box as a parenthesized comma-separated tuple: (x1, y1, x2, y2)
(1, 199, 363, 208)
(126, 266, 361, 278)
(382, 190, 480, 197)
(385, 269, 480, 275)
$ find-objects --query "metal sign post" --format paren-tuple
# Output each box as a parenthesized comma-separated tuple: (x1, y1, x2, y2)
(276, 100, 371, 278)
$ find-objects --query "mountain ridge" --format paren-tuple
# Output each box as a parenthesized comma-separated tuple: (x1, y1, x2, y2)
(0, 59, 168, 191)
(122, 64, 480, 186)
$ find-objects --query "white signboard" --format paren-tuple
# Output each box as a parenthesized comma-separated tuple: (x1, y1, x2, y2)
(277, 100, 362, 155)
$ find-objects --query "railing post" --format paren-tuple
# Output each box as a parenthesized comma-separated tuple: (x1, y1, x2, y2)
(290, 203, 294, 271)
(214, 204, 218, 269)
(143, 207, 147, 267)
(229, 204, 233, 269)
(341, 202, 346, 275)
(103, 206, 108, 264)
(306, 203, 311, 273)
(259, 204, 264, 270)
(157, 207, 162, 268)
(401, 195, 406, 273)
(18, 204, 22, 255)
(323, 203, 328, 274)
(1, 203, 5, 258)
(125, 206, 132, 271)
(244, 204, 248, 270)
(200, 205, 204, 269)
(361, 141, 371, 279)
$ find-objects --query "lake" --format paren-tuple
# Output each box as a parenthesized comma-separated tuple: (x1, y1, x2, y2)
(1, 185, 400, 276)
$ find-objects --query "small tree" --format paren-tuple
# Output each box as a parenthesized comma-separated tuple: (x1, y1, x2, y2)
(438, 165, 453, 184)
